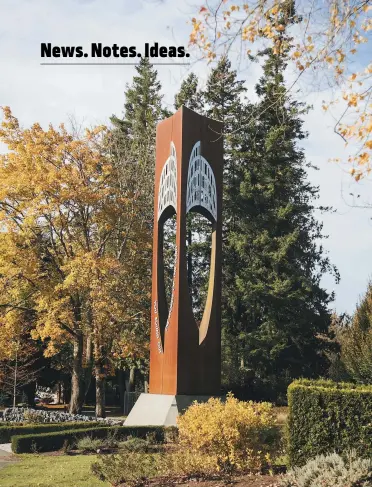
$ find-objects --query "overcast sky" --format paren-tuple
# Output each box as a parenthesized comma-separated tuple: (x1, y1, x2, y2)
(1, 0, 371, 315)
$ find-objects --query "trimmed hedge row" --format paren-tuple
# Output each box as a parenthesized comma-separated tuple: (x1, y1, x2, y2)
(0, 421, 106, 443)
(287, 379, 372, 467)
(11, 425, 168, 453)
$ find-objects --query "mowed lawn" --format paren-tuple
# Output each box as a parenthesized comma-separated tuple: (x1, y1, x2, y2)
(0, 454, 110, 487)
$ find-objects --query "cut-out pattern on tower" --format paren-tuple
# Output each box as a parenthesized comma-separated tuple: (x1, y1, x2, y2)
(186, 141, 217, 222)
(158, 142, 177, 220)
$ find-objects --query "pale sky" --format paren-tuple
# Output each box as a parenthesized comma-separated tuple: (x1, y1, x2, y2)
(1, 0, 371, 315)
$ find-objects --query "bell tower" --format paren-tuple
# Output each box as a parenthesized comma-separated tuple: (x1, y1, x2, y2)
(125, 107, 223, 426)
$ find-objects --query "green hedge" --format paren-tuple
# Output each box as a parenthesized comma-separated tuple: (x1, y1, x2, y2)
(0, 421, 106, 443)
(11, 425, 168, 453)
(287, 379, 372, 466)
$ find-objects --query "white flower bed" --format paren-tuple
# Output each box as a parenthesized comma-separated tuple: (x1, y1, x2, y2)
(0, 407, 122, 425)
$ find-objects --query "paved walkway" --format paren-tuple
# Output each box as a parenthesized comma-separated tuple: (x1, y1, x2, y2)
(0, 444, 17, 469)
(0, 444, 12, 453)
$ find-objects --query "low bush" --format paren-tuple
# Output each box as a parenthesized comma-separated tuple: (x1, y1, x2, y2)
(76, 436, 104, 452)
(12, 426, 112, 453)
(119, 426, 167, 443)
(280, 451, 372, 487)
(104, 429, 120, 449)
(11, 425, 168, 453)
(92, 448, 219, 487)
(119, 437, 151, 453)
(164, 425, 178, 443)
(77, 429, 122, 451)
(0, 421, 105, 443)
(177, 393, 280, 473)
(287, 379, 372, 466)
(161, 449, 217, 477)
(92, 451, 162, 487)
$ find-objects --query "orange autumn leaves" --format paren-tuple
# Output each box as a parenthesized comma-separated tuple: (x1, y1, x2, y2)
(0, 107, 150, 362)
(189, 1, 372, 179)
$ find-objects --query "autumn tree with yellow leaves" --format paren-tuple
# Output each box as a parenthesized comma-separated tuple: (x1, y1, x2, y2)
(189, 0, 372, 180)
(0, 107, 151, 415)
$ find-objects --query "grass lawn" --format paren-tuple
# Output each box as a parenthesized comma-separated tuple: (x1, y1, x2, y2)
(0, 454, 110, 487)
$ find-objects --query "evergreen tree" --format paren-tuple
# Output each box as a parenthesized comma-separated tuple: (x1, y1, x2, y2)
(109, 57, 168, 239)
(203, 56, 247, 191)
(109, 58, 166, 216)
(174, 73, 203, 112)
(202, 58, 252, 380)
(111, 57, 164, 146)
(341, 282, 372, 384)
(223, 2, 338, 401)
(203, 58, 248, 269)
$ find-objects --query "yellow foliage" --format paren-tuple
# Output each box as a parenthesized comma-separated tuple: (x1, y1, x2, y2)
(0, 107, 151, 363)
(162, 450, 217, 477)
(177, 394, 279, 473)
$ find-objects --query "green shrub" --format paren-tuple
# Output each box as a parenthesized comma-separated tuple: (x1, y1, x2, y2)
(11, 425, 169, 453)
(76, 436, 104, 452)
(164, 425, 178, 443)
(103, 429, 120, 449)
(0, 421, 105, 443)
(287, 379, 372, 466)
(119, 437, 151, 453)
(77, 429, 121, 451)
(12, 427, 112, 453)
(280, 451, 372, 487)
(91, 452, 162, 487)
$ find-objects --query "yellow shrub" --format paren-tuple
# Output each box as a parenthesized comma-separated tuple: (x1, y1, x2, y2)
(177, 393, 279, 473)
(162, 449, 216, 477)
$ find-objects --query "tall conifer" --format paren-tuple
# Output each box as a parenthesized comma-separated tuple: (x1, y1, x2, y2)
(223, 2, 338, 400)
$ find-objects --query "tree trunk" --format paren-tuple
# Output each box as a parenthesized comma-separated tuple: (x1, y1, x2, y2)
(69, 332, 85, 414)
(125, 367, 135, 393)
(62, 376, 71, 405)
(95, 362, 106, 418)
(57, 382, 62, 405)
(13, 348, 18, 408)
(130, 367, 135, 391)
(83, 332, 93, 398)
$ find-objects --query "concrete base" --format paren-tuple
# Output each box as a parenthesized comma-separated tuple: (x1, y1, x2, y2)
(124, 394, 214, 426)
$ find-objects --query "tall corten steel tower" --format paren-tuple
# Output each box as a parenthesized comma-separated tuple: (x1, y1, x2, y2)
(149, 106, 223, 396)
(125, 107, 223, 426)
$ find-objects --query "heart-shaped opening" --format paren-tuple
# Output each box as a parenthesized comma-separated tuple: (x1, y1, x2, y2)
(186, 212, 215, 344)
(157, 211, 177, 351)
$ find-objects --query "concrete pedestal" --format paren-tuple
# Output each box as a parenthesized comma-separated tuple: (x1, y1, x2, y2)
(124, 393, 213, 426)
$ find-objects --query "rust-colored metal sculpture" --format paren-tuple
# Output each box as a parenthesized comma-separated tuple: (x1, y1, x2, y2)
(149, 106, 223, 396)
